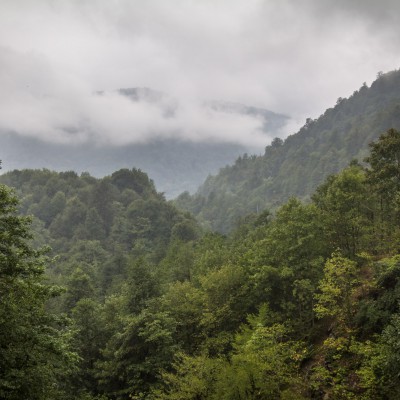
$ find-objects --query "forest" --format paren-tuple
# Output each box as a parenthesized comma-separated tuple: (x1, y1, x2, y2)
(2, 126, 400, 399)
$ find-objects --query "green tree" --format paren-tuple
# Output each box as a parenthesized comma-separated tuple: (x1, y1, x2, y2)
(156, 311, 306, 400)
(97, 309, 177, 399)
(123, 258, 160, 315)
(199, 264, 252, 341)
(70, 299, 107, 398)
(158, 240, 195, 282)
(314, 252, 359, 326)
(365, 128, 400, 197)
(64, 267, 95, 311)
(312, 163, 373, 257)
(373, 314, 400, 398)
(0, 184, 77, 399)
(84, 208, 107, 241)
(155, 353, 223, 400)
(49, 197, 87, 239)
(365, 128, 400, 253)
(213, 321, 306, 400)
(159, 281, 206, 354)
(244, 198, 328, 330)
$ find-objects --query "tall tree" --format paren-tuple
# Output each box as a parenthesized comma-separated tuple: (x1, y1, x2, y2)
(0, 184, 76, 400)
(366, 128, 400, 197)
(365, 128, 400, 252)
(312, 163, 373, 257)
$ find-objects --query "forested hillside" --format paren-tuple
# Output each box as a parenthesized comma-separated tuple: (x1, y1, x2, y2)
(176, 69, 400, 232)
(2, 129, 400, 399)
(0, 168, 198, 261)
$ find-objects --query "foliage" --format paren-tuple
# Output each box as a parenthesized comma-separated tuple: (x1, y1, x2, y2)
(212, 319, 306, 400)
(4, 122, 400, 398)
(0, 184, 77, 400)
(312, 163, 373, 257)
(314, 253, 359, 325)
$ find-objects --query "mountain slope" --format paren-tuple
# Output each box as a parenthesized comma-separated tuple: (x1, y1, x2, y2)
(176, 69, 400, 232)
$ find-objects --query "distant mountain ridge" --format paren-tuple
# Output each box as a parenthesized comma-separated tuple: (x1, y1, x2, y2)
(0, 134, 245, 198)
(0, 87, 288, 198)
(175, 69, 400, 232)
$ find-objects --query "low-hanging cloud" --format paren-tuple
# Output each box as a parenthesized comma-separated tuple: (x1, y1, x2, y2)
(1, 0, 400, 147)
(0, 46, 266, 147)
(84, 92, 268, 147)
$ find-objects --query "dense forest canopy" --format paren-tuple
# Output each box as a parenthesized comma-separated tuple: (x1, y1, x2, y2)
(2, 127, 400, 399)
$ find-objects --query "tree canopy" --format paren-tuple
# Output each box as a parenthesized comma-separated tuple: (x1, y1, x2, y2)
(2, 128, 400, 398)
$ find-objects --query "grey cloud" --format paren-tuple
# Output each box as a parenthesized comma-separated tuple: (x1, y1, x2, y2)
(0, 46, 266, 146)
(0, 0, 400, 146)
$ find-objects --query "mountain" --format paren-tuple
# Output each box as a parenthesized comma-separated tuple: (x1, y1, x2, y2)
(0, 88, 288, 198)
(175, 69, 400, 232)
(0, 134, 246, 198)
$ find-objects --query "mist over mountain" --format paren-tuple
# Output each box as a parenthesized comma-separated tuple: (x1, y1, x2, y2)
(117, 87, 290, 135)
(0, 133, 242, 198)
(176, 69, 400, 232)
(0, 88, 289, 197)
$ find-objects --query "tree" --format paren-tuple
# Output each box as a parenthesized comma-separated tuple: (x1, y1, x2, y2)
(123, 258, 160, 315)
(156, 312, 306, 400)
(314, 252, 359, 327)
(212, 321, 306, 400)
(155, 353, 223, 400)
(159, 281, 206, 354)
(70, 299, 107, 397)
(84, 208, 106, 240)
(0, 184, 76, 400)
(64, 267, 95, 311)
(158, 240, 195, 282)
(365, 128, 400, 252)
(312, 164, 373, 257)
(245, 198, 328, 329)
(374, 314, 400, 398)
(365, 128, 400, 197)
(97, 309, 177, 399)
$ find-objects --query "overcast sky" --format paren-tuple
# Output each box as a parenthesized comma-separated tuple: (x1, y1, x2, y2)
(1, 0, 400, 147)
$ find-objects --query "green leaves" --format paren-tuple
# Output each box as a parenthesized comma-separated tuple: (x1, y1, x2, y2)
(97, 309, 178, 399)
(366, 128, 400, 196)
(312, 164, 373, 257)
(0, 184, 77, 400)
(314, 252, 358, 324)
(157, 317, 306, 400)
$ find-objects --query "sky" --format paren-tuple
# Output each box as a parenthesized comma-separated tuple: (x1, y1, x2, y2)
(1, 0, 400, 148)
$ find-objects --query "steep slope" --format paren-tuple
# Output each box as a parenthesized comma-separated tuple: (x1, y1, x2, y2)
(176, 69, 400, 232)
